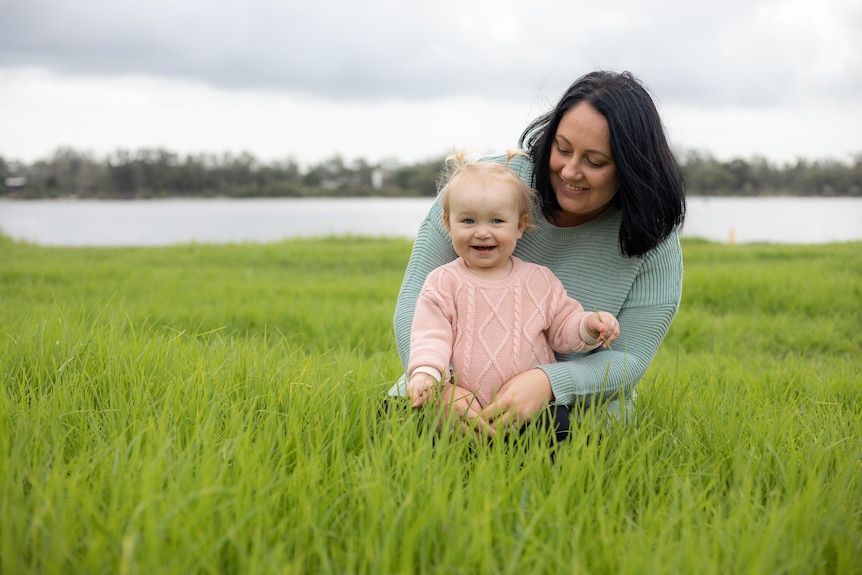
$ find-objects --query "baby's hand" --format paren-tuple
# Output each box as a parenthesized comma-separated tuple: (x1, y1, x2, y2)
(589, 311, 620, 348)
(407, 372, 438, 408)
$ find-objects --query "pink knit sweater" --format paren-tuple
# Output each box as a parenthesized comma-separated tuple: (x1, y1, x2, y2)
(408, 256, 600, 407)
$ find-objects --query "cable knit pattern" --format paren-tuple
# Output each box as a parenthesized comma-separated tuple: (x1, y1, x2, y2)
(393, 152, 684, 418)
(408, 257, 598, 407)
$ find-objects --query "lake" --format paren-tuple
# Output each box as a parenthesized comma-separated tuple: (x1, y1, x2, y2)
(1, 196, 860, 247)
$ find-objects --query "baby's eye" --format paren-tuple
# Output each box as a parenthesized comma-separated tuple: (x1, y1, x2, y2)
(463, 218, 475, 224)
(491, 218, 504, 224)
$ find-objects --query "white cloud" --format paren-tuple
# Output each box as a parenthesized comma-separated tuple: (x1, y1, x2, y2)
(664, 103, 862, 163)
(0, 69, 535, 165)
(1, 0, 860, 164)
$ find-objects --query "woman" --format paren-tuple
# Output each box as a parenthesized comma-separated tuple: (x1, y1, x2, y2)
(390, 70, 686, 439)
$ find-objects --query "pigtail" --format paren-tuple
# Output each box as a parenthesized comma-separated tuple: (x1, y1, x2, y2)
(437, 148, 538, 228)
(503, 149, 529, 167)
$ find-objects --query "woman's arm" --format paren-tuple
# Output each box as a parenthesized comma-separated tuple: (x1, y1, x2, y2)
(483, 233, 683, 423)
(543, 233, 683, 407)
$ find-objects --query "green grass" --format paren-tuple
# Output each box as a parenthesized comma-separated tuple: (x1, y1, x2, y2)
(1, 234, 860, 574)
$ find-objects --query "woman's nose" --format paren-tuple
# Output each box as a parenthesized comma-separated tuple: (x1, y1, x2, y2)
(561, 158, 581, 181)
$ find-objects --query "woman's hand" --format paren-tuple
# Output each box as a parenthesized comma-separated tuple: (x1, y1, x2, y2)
(479, 369, 554, 434)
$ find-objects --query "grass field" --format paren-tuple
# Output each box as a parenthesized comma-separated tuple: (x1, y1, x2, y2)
(1, 234, 860, 574)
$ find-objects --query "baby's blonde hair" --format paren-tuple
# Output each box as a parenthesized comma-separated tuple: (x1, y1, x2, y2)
(437, 150, 539, 229)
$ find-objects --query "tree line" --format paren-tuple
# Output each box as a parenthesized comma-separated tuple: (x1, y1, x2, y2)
(2, 147, 860, 199)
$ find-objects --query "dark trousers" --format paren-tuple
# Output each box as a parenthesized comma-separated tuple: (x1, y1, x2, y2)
(533, 404, 574, 442)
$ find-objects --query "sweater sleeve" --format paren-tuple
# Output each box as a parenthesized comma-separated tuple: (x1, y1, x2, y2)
(544, 273, 601, 354)
(407, 274, 457, 381)
(540, 233, 683, 408)
(394, 201, 458, 369)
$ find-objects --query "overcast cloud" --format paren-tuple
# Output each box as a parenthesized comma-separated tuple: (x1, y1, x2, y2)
(1, 0, 860, 165)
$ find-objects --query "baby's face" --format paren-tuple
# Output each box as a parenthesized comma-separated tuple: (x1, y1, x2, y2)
(445, 180, 526, 279)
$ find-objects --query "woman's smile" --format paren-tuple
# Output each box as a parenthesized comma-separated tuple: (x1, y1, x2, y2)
(560, 179, 590, 194)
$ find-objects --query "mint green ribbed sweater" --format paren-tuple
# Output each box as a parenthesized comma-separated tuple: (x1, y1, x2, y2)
(392, 153, 683, 416)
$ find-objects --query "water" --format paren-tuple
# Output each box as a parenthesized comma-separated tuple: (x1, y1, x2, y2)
(682, 196, 861, 245)
(0, 196, 860, 247)
(0, 197, 434, 247)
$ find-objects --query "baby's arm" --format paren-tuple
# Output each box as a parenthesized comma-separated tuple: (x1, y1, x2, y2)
(544, 271, 620, 352)
(407, 274, 457, 408)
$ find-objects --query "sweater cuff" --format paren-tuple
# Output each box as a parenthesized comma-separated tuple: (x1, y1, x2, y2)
(410, 366, 443, 382)
(579, 316, 598, 346)
(539, 363, 577, 406)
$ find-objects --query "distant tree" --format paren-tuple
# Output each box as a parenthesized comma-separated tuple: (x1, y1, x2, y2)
(3, 146, 859, 198)
(385, 157, 443, 197)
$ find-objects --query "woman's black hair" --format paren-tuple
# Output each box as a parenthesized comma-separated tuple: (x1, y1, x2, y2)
(519, 70, 686, 257)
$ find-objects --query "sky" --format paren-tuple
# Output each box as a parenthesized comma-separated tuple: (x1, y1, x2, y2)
(1, 0, 860, 168)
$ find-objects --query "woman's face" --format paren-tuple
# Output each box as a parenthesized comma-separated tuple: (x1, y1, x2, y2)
(548, 101, 619, 227)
